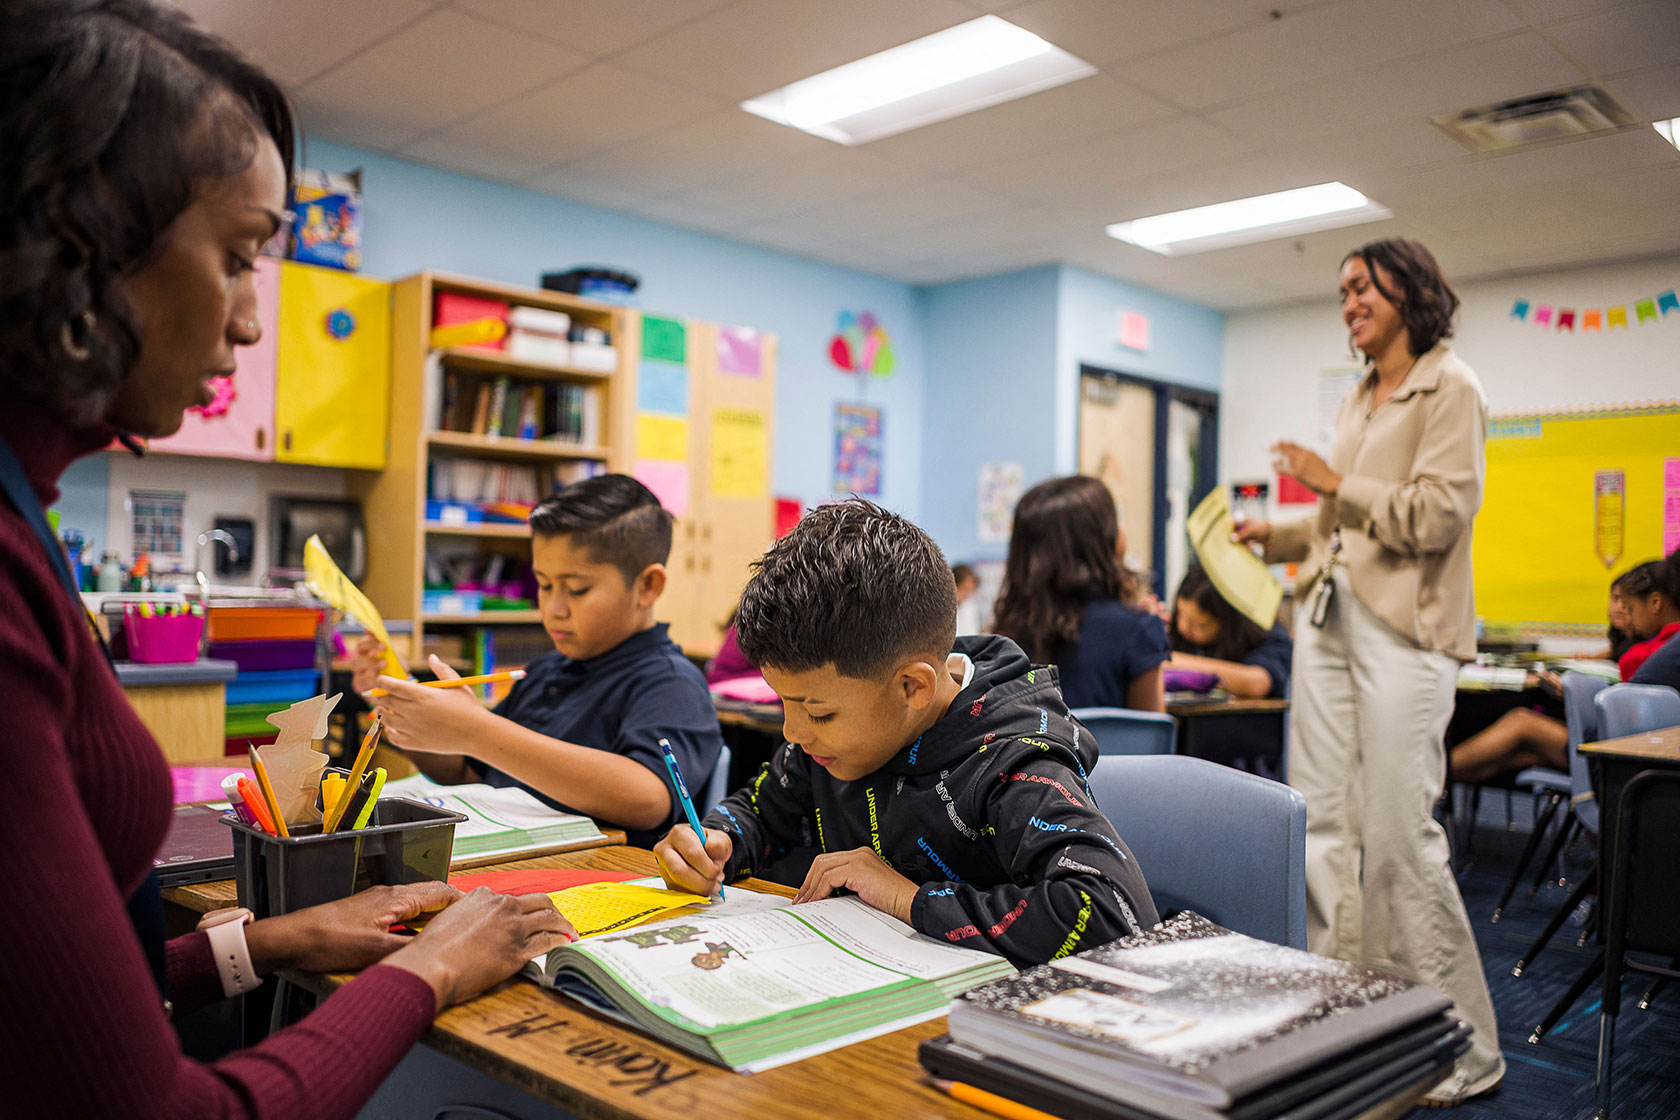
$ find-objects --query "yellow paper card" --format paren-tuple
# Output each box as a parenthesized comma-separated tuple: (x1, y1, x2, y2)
(711, 408, 768, 499)
(636, 414, 688, 461)
(1186, 487, 1282, 631)
(304, 535, 405, 678)
(548, 881, 709, 938)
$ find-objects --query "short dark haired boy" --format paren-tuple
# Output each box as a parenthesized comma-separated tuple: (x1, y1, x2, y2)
(654, 499, 1157, 966)
(362, 474, 721, 846)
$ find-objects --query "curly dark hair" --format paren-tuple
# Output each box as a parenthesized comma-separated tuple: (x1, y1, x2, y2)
(0, 0, 296, 424)
(992, 475, 1127, 663)
(528, 473, 673, 585)
(1343, 238, 1459, 357)
(734, 498, 957, 679)
(1169, 565, 1268, 663)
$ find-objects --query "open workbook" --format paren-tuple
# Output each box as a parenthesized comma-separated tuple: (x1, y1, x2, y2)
(381, 774, 606, 863)
(525, 893, 1017, 1072)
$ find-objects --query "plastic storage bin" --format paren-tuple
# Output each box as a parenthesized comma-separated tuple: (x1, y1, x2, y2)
(225, 668, 321, 706)
(207, 606, 323, 642)
(210, 639, 316, 672)
(225, 798, 467, 918)
(124, 608, 205, 663)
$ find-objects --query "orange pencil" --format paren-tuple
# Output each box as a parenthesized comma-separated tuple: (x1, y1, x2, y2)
(324, 716, 381, 831)
(932, 1080, 1066, 1120)
(365, 669, 525, 698)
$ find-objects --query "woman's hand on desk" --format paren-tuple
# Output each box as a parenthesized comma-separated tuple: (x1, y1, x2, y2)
(373, 655, 493, 755)
(385, 887, 578, 1013)
(654, 825, 733, 896)
(245, 880, 463, 975)
(795, 848, 919, 925)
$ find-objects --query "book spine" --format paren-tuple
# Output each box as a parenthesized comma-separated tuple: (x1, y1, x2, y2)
(485, 376, 509, 437)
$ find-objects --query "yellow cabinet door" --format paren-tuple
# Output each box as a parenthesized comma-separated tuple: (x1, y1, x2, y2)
(275, 261, 391, 469)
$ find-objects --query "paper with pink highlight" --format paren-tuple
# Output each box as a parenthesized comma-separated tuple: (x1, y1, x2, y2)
(635, 458, 690, 516)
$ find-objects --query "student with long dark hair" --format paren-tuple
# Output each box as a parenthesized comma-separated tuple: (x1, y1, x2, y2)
(1168, 566, 1292, 699)
(993, 475, 1169, 711)
(1630, 549, 1680, 690)
(1616, 557, 1680, 680)
(0, 4, 573, 1115)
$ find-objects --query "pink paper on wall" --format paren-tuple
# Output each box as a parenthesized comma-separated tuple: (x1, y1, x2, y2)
(716, 325, 762, 377)
(634, 458, 690, 516)
(1665, 457, 1680, 490)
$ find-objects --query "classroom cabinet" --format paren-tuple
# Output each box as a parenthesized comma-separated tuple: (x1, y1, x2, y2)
(146, 256, 279, 460)
(274, 263, 391, 469)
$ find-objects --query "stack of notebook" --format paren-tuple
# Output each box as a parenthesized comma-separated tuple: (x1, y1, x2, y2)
(921, 913, 1468, 1120)
(381, 774, 606, 864)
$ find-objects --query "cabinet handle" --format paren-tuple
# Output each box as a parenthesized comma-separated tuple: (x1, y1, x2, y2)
(685, 554, 696, 572)
(255, 428, 266, 451)
(701, 555, 712, 574)
(701, 523, 712, 542)
(282, 430, 292, 452)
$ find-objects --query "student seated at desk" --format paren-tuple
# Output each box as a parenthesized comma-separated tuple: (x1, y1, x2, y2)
(1168, 565, 1293, 699)
(654, 499, 1158, 968)
(1617, 557, 1680, 681)
(992, 475, 1170, 712)
(0, 6, 575, 1115)
(1630, 551, 1680, 692)
(359, 475, 722, 848)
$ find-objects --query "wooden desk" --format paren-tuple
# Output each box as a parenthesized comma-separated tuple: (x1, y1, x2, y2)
(160, 830, 628, 916)
(1165, 697, 1289, 776)
(283, 846, 1440, 1120)
(118, 658, 239, 763)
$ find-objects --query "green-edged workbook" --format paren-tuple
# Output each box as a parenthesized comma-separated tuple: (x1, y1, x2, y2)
(525, 893, 1017, 1072)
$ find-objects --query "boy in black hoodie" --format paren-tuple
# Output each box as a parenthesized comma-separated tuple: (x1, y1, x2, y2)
(654, 499, 1157, 967)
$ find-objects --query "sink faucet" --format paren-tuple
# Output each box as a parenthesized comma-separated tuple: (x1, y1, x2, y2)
(195, 529, 239, 602)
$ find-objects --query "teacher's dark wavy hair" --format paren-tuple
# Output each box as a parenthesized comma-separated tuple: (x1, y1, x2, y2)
(1344, 237, 1460, 358)
(993, 475, 1128, 663)
(0, 0, 296, 423)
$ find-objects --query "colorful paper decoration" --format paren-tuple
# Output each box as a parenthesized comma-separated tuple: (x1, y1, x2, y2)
(828, 310, 895, 377)
(1636, 299, 1658, 323)
(1557, 309, 1576, 331)
(1660, 290, 1679, 316)
(641, 315, 686, 364)
(1609, 306, 1628, 329)
(1535, 305, 1553, 326)
(1583, 310, 1603, 332)
(833, 403, 882, 494)
(1510, 299, 1530, 321)
(1508, 286, 1678, 336)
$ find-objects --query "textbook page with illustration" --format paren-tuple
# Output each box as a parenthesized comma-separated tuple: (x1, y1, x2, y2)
(526, 895, 1016, 1072)
(382, 773, 606, 863)
(1186, 488, 1283, 630)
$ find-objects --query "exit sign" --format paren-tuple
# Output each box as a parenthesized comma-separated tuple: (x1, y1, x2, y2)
(1117, 310, 1149, 351)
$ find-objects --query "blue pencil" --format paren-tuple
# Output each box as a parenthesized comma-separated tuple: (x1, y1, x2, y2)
(659, 737, 723, 899)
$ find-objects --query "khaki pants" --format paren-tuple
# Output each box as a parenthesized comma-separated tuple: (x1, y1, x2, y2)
(1289, 569, 1504, 1098)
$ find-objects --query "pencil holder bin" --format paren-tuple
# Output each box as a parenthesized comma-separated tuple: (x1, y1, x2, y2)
(124, 608, 204, 663)
(224, 798, 467, 919)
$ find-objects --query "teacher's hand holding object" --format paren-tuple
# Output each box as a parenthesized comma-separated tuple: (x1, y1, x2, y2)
(1259, 238, 1503, 1107)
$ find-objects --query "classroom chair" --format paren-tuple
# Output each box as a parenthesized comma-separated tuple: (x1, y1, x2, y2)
(1070, 707, 1178, 756)
(1595, 682, 1680, 741)
(699, 743, 733, 815)
(1087, 753, 1307, 949)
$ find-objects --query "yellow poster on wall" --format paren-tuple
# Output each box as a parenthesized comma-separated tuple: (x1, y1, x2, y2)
(636, 414, 688, 461)
(1474, 405, 1680, 632)
(711, 408, 768, 499)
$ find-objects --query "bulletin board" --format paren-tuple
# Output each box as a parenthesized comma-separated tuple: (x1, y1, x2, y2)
(1473, 403, 1680, 633)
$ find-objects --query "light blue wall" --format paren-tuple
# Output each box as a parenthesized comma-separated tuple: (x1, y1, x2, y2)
(917, 267, 1062, 563)
(307, 139, 925, 519)
(52, 455, 110, 547)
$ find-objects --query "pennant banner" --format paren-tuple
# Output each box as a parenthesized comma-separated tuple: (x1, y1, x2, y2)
(1507, 285, 1678, 336)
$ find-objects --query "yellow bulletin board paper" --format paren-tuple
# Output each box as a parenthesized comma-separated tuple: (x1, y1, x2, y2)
(1187, 487, 1282, 630)
(711, 408, 768, 499)
(548, 881, 709, 938)
(1475, 404, 1680, 633)
(636, 414, 689, 461)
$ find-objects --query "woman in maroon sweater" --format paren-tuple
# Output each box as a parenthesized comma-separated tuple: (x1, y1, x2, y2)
(0, 4, 575, 1116)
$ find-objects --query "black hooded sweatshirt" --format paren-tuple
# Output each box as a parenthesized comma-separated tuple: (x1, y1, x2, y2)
(703, 635, 1158, 968)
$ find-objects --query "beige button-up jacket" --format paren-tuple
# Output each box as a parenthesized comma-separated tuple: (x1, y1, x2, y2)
(1266, 342, 1487, 661)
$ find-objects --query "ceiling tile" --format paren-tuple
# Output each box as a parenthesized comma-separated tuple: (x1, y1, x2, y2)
(1122, 0, 1526, 111)
(962, 117, 1250, 206)
(402, 64, 720, 172)
(612, 0, 978, 102)
(1004, 0, 1330, 66)
(1605, 62, 1680, 119)
(767, 176, 1019, 240)
(448, 0, 735, 57)
(297, 10, 589, 149)
(1507, 0, 1647, 26)
(167, 0, 434, 87)
(1543, 0, 1680, 75)
(670, 144, 930, 221)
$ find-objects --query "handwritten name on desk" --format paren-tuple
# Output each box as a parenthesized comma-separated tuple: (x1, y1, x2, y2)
(482, 1011, 700, 1098)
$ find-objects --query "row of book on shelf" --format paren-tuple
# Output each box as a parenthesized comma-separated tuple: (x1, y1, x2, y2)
(426, 458, 605, 525)
(438, 369, 602, 445)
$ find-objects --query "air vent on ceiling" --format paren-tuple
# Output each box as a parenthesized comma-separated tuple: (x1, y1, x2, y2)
(1430, 86, 1639, 154)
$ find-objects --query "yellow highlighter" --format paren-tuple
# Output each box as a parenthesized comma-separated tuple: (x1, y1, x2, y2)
(349, 768, 386, 830)
(321, 773, 347, 819)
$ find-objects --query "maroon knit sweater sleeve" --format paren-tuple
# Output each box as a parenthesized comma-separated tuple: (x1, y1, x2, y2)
(0, 485, 436, 1118)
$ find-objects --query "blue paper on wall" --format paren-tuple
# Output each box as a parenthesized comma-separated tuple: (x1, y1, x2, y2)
(637, 360, 689, 417)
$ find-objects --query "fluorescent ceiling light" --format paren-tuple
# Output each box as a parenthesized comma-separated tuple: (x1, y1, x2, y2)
(741, 16, 1095, 146)
(1656, 118, 1680, 150)
(1107, 182, 1393, 256)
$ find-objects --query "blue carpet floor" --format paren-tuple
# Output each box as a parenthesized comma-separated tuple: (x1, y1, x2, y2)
(1399, 791, 1680, 1119)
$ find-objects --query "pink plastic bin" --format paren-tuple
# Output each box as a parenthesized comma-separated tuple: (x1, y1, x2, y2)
(125, 608, 204, 663)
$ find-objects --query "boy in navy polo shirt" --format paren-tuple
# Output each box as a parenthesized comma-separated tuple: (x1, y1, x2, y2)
(359, 475, 721, 847)
(653, 499, 1156, 967)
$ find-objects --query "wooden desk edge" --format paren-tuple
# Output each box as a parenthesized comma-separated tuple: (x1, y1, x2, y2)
(1580, 724, 1680, 762)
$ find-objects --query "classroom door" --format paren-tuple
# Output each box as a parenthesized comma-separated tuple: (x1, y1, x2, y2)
(1078, 374, 1156, 577)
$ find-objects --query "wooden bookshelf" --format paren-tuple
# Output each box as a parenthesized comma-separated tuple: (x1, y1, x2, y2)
(349, 271, 638, 667)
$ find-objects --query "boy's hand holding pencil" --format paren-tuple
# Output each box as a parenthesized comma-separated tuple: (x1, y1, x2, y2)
(654, 824, 733, 897)
(371, 654, 499, 754)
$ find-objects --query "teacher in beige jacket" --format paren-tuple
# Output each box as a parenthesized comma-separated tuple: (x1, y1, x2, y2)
(1237, 238, 1502, 1107)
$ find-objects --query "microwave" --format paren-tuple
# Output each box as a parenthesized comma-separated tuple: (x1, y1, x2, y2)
(271, 496, 366, 583)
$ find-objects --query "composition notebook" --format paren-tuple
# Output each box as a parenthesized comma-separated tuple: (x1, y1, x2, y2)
(381, 774, 606, 865)
(948, 913, 1452, 1120)
(525, 893, 1016, 1073)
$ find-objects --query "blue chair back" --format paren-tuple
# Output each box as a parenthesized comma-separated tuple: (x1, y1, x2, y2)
(699, 744, 733, 815)
(1087, 754, 1307, 948)
(1071, 707, 1178, 756)
(1595, 683, 1680, 741)
(1562, 670, 1612, 831)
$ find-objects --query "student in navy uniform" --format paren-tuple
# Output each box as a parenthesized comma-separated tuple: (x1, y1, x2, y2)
(993, 475, 1170, 712)
(360, 475, 721, 847)
(653, 498, 1157, 968)
(1168, 565, 1293, 699)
